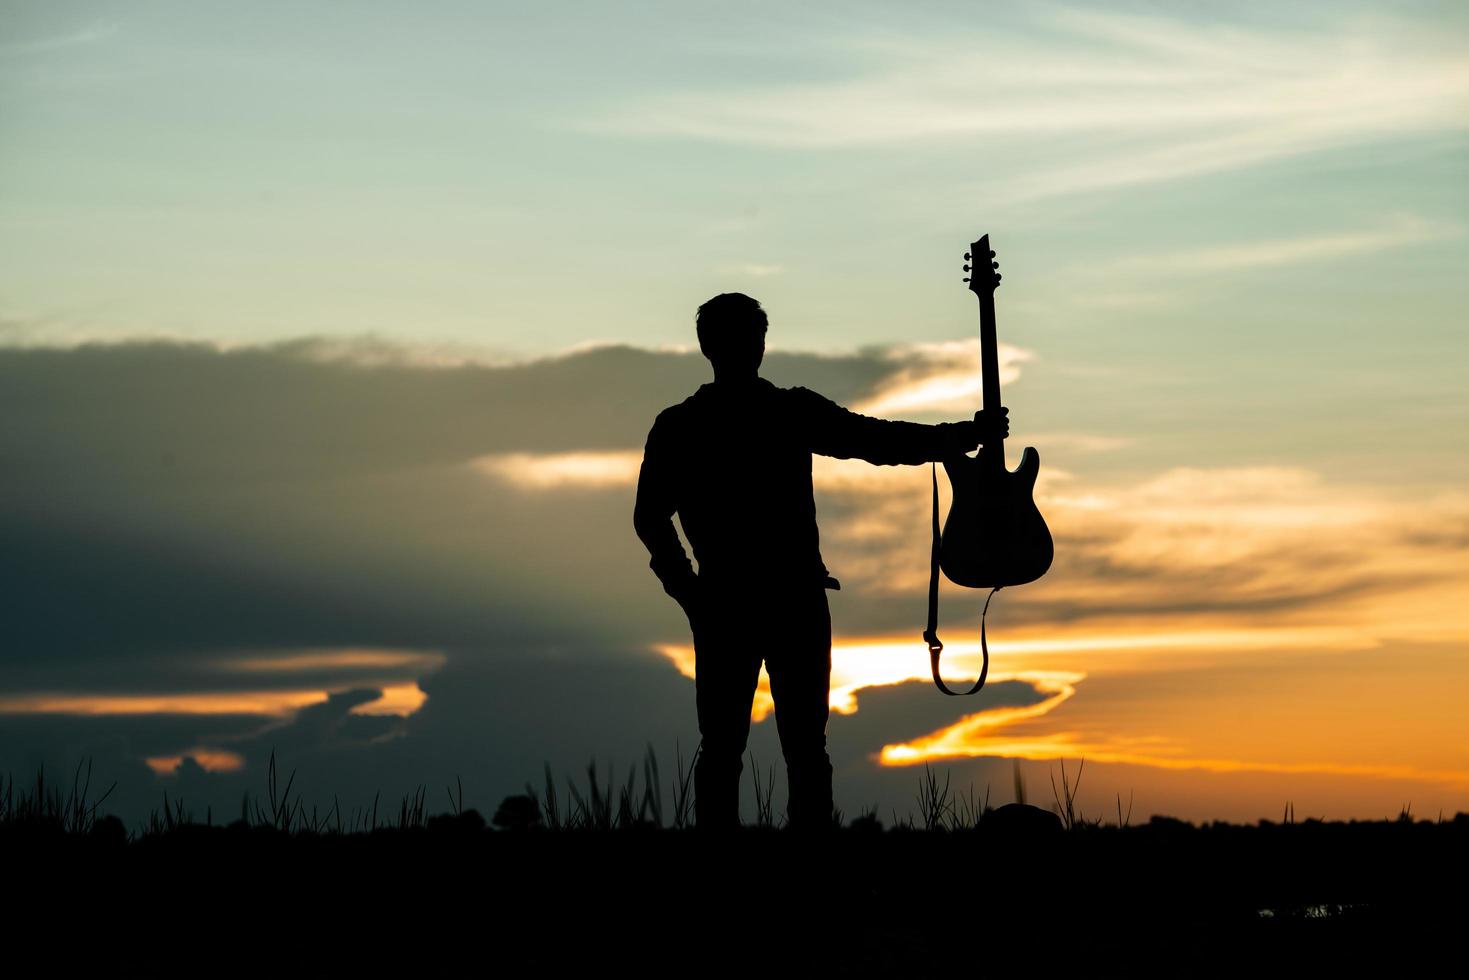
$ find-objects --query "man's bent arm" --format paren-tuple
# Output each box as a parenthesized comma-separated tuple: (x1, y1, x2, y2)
(793, 387, 981, 465)
(632, 416, 698, 605)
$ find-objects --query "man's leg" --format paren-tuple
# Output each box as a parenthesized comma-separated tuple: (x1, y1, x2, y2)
(765, 586, 834, 831)
(693, 610, 762, 831)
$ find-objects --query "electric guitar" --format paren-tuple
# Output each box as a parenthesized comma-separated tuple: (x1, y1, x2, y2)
(939, 234, 1053, 587)
(922, 235, 1052, 694)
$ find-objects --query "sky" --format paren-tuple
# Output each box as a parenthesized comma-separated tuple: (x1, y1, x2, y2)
(2, 0, 1468, 828)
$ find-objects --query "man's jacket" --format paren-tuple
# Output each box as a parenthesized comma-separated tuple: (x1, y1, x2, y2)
(633, 377, 979, 603)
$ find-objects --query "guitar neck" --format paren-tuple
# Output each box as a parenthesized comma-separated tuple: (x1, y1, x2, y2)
(977, 289, 1006, 473)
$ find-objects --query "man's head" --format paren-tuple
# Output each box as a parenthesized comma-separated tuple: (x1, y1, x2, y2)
(696, 292, 766, 379)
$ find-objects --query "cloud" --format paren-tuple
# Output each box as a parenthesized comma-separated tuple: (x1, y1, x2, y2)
(473, 451, 644, 490)
(879, 671, 1082, 765)
(217, 649, 445, 675)
(723, 263, 784, 278)
(0, 690, 332, 717)
(1024, 433, 1132, 454)
(0, 22, 118, 55)
(850, 340, 1033, 416)
(146, 748, 244, 777)
(863, 647, 1469, 790)
(1013, 206, 1453, 315)
(1095, 214, 1459, 277)
(587, 8, 1469, 199)
(1038, 468, 1469, 623)
(881, 714, 1469, 787)
(785, 453, 1469, 632)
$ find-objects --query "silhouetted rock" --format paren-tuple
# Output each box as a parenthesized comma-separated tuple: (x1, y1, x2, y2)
(981, 803, 1063, 835)
(493, 794, 543, 830)
(89, 814, 128, 846)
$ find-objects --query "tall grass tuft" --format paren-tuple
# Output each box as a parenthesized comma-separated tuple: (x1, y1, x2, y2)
(1117, 790, 1134, 829)
(947, 781, 991, 831)
(249, 749, 303, 832)
(447, 776, 465, 817)
(529, 763, 564, 830)
(398, 785, 428, 829)
(748, 751, 777, 828)
(615, 764, 640, 827)
(640, 742, 663, 828)
(566, 759, 615, 830)
(1049, 757, 1086, 830)
(915, 764, 953, 831)
(0, 759, 117, 835)
(670, 741, 698, 830)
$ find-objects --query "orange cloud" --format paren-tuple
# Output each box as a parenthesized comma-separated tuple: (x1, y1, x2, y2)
(471, 451, 643, 489)
(145, 748, 247, 776)
(349, 683, 429, 717)
(218, 649, 446, 673)
(880, 671, 1083, 764)
(849, 340, 1033, 417)
(0, 690, 331, 716)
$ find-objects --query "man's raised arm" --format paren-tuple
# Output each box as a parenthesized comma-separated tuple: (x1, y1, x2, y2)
(791, 386, 1006, 465)
(632, 413, 698, 609)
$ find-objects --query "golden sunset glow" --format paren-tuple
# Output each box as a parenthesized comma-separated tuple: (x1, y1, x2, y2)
(145, 749, 247, 776)
(219, 649, 447, 673)
(878, 670, 1082, 764)
(0, 691, 332, 716)
(0, 682, 433, 720)
(654, 597, 1469, 794)
(654, 643, 778, 721)
(851, 340, 1031, 416)
(472, 451, 645, 489)
(349, 683, 430, 717)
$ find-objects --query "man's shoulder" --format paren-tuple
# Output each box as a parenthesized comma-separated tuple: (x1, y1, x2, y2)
(778, 384, 840, 412)
(655, 387, 705, 420)
(647, 387, 706, 437)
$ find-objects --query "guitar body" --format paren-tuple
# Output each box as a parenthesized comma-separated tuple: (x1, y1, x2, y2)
(940, 445, 1053, 589)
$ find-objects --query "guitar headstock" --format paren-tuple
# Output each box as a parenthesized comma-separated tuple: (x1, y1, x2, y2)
(964, 234, 1001, 295)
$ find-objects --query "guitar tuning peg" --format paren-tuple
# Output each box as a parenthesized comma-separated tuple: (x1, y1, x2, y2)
(963, 252, 972, 261)
(963, 264, 971, 271)
(989, 250, 995, 257)
(962, 277, 971, 283)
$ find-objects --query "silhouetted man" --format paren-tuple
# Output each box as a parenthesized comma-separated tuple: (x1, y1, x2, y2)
(633, 293, 1008, 830)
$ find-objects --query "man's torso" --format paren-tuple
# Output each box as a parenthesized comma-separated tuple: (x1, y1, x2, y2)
(654, 378, 828, 589)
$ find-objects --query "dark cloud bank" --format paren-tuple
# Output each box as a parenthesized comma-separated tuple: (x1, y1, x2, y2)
(2, 338, 1042, 825)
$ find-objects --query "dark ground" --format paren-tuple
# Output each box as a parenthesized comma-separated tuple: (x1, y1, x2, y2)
(6, 811, 1465, 972)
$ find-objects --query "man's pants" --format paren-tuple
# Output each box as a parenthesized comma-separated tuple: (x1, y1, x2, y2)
(692, 581, 834, 830)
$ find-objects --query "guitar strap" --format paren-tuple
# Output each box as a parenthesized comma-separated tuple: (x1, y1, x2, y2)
(923, 461, 997, 696)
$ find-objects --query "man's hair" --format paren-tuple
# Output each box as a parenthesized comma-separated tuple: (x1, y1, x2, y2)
(696, 293, 767, 359)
